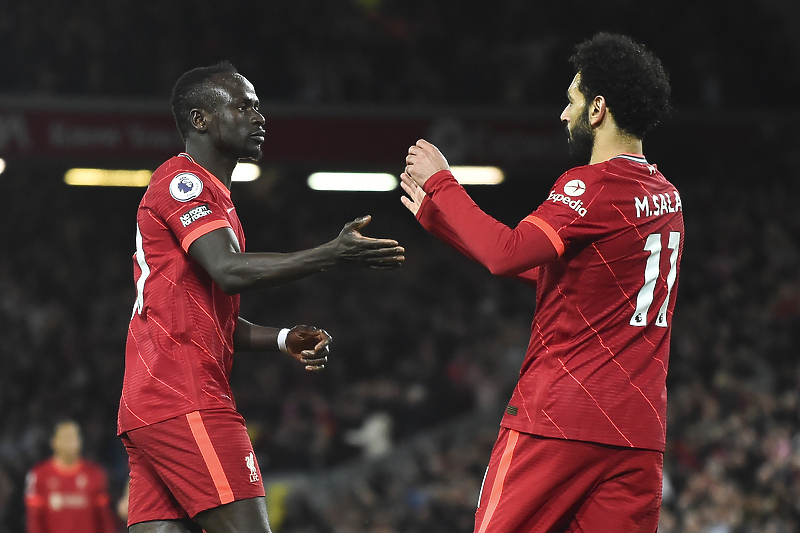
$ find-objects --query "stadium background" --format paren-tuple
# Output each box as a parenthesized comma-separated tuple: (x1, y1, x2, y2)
(2, 1, 800, 532)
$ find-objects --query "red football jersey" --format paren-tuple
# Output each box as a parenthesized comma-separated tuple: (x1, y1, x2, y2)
(418, 155, 683, 452)
(118, 153, 246, 434)
(25, 459, 116, 533)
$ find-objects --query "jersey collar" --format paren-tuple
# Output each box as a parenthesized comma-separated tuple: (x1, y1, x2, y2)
(611, 153, 649, 165)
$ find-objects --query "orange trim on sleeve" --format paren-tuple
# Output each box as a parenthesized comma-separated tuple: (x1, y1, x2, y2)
(186, 411, 235, 505)
(476, 429, 520, 533)
(521, 215, 565, 257)
(181, 220, 230, 252)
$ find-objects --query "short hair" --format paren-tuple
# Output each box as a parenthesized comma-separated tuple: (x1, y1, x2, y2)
(170, 61, 239, 141)
(569, 33, 671, 139)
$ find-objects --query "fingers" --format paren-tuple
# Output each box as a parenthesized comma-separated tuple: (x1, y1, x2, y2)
(400, 195, 418, 215)
(291, 327, 331, 371)
(343, 215, 372, 233)
(400, 173, 424, 199)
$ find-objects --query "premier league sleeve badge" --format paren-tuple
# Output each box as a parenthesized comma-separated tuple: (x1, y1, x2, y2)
(169, 173, 204, 202)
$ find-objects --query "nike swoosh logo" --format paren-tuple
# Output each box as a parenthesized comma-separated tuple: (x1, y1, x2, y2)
(227, 207, 235, 213)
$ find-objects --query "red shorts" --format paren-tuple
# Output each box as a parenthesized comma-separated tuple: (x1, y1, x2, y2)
(474, 428, 662, 533)
(121, 409, 265, 526)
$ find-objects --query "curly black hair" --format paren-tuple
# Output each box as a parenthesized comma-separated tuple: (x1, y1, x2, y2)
(170, 60, 239, 142)
(570, 33, 671, 139)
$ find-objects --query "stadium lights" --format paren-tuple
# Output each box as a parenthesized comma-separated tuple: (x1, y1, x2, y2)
(232, 162, 260, 182)
(0, 158, 5, 175)
(64, 162, 261, 187)
(306, 166, 504, 191)
(64, 168, 152, 187)
(450, 166, 505, 185)
(308, 172, 398, 191)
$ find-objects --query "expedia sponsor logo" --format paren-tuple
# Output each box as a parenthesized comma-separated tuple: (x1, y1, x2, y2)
(547, 191, 588, 217)
(563, 179, 586, 196)
(180, 204, 212, 227)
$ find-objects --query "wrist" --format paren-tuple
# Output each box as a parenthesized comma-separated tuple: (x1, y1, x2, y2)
(422, 169, 454, 193)
(277, 328, 291, 353)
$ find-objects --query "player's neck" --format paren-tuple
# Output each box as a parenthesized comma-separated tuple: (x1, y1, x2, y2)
(589, 130, 643, 165)
(53, 455, 81, 471)
(184, 145, 235, 190)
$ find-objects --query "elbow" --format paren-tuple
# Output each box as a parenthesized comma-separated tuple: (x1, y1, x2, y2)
(217, 281, 240, 295)
(204, 264, 244, 295)
(215, 274, 244, 295)
(485, 261, 518, 277)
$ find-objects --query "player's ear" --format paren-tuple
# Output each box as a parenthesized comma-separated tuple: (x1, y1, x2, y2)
(589, 95, 606, 127)
(190, 109, 208, 132)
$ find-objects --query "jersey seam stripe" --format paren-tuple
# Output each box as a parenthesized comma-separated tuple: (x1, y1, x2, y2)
(591, 242, 635, 310)
(521, 215, 564, 257)
(186, 412, 235, 505)
(476, 429, 520, 533)
(557, 357, 634, 447)
(181, 220, 231, 252)
(186, 292, 229, 350)
(575, 307, 665, 434)
(542, 410, 568, 439)
(120, 390, 148, 426)
(190, 340, 229, 379)
(129, 322, 193, 403)
(146, 208, 169, 231)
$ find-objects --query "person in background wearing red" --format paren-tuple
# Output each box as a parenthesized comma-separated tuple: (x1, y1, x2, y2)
(25, 420, 117, 533)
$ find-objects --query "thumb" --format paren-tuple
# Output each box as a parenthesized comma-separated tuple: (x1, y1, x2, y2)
(347, 215, 371, 231)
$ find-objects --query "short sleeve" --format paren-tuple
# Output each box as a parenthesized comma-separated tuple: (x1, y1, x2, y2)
(148, 171, 232, 252)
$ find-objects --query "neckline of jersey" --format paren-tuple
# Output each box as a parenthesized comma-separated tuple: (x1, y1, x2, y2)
(610, 153, 649, 164)
(178, 153, 232, 200)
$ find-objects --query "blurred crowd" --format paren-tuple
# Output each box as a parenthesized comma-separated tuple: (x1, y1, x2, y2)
(1, 0, 798, 109)
(1, 153, 800, 532)
(2, 0, 800, 532)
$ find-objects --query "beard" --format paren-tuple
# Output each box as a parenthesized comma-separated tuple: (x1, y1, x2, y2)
(241, 142, 263, 162)
(566, 107, 594, 165)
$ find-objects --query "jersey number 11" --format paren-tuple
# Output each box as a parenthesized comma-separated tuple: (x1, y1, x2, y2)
(630, 231, 680, 327)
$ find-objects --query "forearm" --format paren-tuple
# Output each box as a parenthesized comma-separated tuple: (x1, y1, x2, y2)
(207, 240, 341, 294)
(423, 170, 557, 276)
(416, 196, 478, 261)
(233, 318, 282, 352)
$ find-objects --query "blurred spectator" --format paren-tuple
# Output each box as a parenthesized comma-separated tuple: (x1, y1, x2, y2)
(24, 421, 117, 533)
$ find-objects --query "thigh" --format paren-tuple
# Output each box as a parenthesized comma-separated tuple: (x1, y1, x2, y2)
(195, 496, 272, 533)
(125, 409, 266, 522)
(568, 449, 663, 533)
(129, 519, 202, 533)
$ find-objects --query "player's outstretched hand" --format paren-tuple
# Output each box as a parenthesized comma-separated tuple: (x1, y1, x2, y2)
(335, 215, 405, 270)
(285, 325, 332, 371)
(405, 139, 449, 188)
(400, 172, 426, 216)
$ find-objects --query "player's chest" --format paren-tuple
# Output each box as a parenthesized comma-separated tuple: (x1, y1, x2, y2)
(43, 472, 92, 509)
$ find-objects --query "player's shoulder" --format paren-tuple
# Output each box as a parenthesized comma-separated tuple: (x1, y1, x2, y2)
(145, 154, 215, 206)
(549, 164, 605, 200)
(27, 458, 53, 475)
